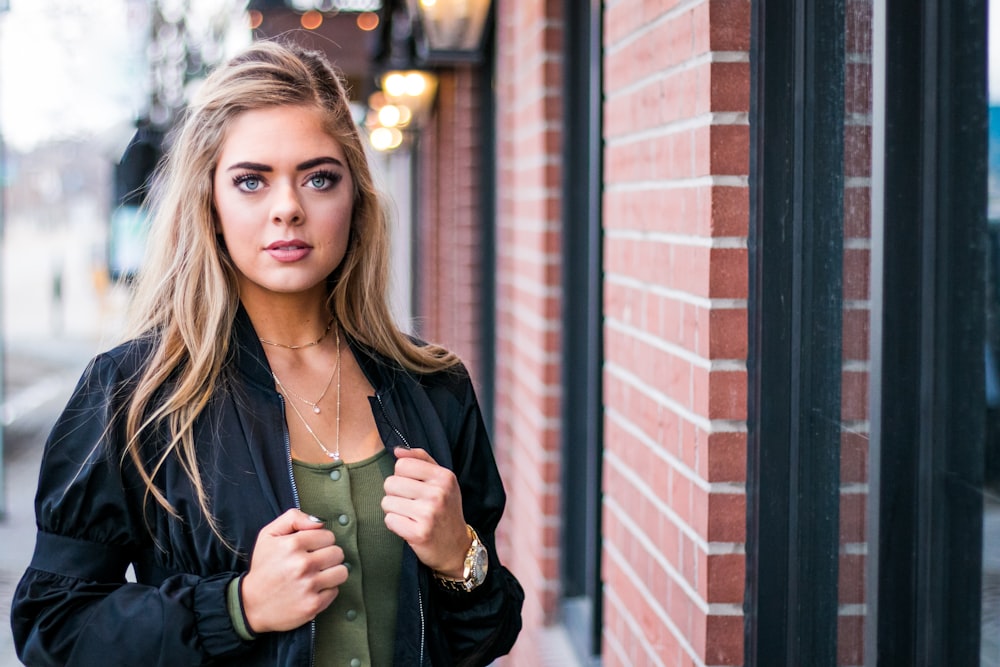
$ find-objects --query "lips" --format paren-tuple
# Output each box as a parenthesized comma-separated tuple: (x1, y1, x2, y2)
(265, 239, 312, 262)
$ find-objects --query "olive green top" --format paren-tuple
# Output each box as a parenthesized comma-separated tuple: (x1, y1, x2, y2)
(295, 449, 403, 667)
(227, 449, 403, 667)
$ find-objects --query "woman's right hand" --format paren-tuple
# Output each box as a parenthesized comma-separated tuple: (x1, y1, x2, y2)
(241, 509, 347, 633)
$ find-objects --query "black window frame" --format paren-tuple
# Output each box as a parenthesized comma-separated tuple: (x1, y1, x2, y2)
(746, 0, 846, 663)
(559, 0, 604, 663)
(746, 0, 988, 664)
(867, 0, 986, 663)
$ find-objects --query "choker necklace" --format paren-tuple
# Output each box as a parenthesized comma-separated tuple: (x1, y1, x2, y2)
(259, 318, 334, 350)
(273, 326, 342, 460)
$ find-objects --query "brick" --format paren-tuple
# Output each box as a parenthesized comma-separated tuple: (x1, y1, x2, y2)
(838, 553, 865, 604)
(844, 185, 872, 238)
(837, 614, 866, 665)
(709, 0, 752, 51)
(710, 307, 748, 359)
(841, 430, 869, 484)
(711, 61, 751, 112)
(842, 307, 871, 361)
(708, 492, 746, 542)
(840, 370, 869, 422)
(709, 124, 750, 175)
(706, 553, 745, 603)
(707, 369, 748, 420)
(710, 247, 750, 299)
(704, 613, 744, 664)
(840, 493, 867, 543)
(710, 185, 750, 237)
(844, 247, 871, 301)
(706, 431, 748, 483)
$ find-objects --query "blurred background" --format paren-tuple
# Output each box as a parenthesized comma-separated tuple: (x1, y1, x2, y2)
(0, 1, 437, 663)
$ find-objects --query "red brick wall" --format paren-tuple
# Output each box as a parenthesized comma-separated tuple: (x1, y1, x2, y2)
(601, 1, 750, 665)
(418, 69, 484, 383)
(421, 0, 753, 663)
(492, 0, 566, 662)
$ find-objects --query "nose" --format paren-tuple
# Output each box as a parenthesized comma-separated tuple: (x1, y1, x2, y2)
(271, 182, 304, 226)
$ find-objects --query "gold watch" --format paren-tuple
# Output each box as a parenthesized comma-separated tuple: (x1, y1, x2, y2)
(434, 525, 489, 593)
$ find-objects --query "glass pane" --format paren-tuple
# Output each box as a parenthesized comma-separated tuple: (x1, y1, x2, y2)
(840, 1, 873, 664)
(984, 3, 1000, 664)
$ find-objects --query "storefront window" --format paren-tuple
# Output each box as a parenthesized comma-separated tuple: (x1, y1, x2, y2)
(983, 2, 1000, 662)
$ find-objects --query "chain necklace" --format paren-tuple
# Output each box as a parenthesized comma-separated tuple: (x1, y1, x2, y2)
(273, 326, 342, 460)
(259, 318, 334, 350)
(273, 347, 337, 414)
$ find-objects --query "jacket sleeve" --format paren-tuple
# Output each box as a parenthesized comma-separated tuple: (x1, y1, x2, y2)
(10, 352, 249, 667)
(428, 372, 525, 667)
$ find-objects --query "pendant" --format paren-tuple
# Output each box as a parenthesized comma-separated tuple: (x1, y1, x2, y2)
(329, 451, 340, 460)
(313, 406, 321, 414)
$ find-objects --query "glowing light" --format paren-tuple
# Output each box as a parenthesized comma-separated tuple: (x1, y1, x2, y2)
(397, 104, 413, 126)
(383, 73, 407, 98)
(420, 0, 437, 7)
(378, 104, 402, 128)
(369, 126, 403, 151)
(356, 12, 379, 31)
(404, 72, 427, 96)
(301, 10, 323, 30)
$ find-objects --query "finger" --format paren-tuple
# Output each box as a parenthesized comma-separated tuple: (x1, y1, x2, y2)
(293, 528, 338, 553)
(383, 474, 428, 500)
(393, 447, 437, 465)
(383, 511, 420, 541)
(267, 508, 328, 536)
(393, 457, 451, 484)
(316, 563, 350, 591)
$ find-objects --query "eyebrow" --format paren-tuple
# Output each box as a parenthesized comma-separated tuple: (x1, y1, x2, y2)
(225, 156, 345, 172)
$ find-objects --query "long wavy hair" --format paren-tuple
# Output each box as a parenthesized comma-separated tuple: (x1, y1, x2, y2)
(123, 39, 458, 535)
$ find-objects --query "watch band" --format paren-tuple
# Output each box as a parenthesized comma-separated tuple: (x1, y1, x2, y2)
(434, 524, 489, 593)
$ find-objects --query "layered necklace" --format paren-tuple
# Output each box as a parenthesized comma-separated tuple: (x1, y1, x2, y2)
(270, 323, 342, 461)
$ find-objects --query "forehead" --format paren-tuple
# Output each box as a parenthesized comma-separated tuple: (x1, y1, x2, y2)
(218, 104, 347, 163)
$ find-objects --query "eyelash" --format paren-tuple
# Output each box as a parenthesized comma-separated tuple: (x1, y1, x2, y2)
(232, 173, 262, 191)
(230, 170, 342, 192)
(307, 170, 342, 190)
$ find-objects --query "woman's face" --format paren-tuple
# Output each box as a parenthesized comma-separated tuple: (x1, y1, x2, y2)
(213, 104, 354, 305)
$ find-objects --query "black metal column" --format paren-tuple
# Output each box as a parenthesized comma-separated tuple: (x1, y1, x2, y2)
(746, 0, 846, 664)
(867, 0, 987, 664)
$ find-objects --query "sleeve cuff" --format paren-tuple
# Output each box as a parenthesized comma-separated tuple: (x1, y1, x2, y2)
(226, 575, 257, 642)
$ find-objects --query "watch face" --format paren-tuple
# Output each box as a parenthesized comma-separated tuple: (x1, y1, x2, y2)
(472, 542, 489, 584)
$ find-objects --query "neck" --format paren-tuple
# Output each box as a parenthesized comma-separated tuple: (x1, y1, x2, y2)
(241, 293, 332, 349)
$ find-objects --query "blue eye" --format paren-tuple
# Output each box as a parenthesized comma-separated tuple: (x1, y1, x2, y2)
(307, 170, 341, 190)
(233, 174, 262, 192)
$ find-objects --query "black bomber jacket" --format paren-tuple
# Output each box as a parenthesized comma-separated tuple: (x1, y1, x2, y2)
(11, 307, 523, 666)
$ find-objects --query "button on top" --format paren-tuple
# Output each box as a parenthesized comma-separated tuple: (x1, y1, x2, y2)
(329, 469, 342, 481)
(350, 659, 362, 667)
(338, 514, 350, 526)
(346, 609, 358, 621)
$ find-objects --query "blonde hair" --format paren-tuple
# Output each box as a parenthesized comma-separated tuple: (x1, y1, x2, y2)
(123, 40, 457, 536)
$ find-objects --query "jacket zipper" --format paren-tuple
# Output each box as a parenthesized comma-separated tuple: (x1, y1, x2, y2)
(279, 396, 317, 667)
(374, 391, 425, 665)
(375, 391, 413, 450)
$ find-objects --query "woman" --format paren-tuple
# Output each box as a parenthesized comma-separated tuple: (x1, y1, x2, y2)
(11, 40, 523, 666)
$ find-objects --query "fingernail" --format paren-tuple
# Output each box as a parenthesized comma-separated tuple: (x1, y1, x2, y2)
(308, 515, 326, 523)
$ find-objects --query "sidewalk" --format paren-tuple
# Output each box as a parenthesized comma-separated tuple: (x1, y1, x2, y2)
(0, 337, 102, 667)
(0, 217, 127, 666)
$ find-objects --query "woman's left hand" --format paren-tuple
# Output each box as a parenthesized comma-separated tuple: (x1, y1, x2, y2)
(382, 447, 472, 578)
